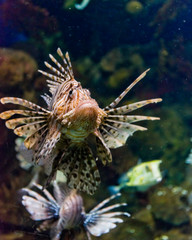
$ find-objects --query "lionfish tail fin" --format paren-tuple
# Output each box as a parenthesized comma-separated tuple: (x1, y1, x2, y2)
(59, 143, 100, 195)
(84, 193, 130, 237)
(38, 48, 74, 95)
(21, 184, 59, 221)
(0, 97, 50, 149)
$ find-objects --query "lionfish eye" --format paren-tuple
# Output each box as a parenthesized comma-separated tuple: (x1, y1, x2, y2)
(69, 89, 73, 96)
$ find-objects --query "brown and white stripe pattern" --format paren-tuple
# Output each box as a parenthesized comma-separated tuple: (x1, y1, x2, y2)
(0, 48, 162, 194)
(21, 182, 129, 240)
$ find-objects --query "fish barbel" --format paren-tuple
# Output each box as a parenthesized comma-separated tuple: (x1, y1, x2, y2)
(22, 182, 129, 240)
(0, 48, 162, 194)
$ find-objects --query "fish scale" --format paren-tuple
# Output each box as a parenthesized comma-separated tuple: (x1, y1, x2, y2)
(0, 47, 162, 194)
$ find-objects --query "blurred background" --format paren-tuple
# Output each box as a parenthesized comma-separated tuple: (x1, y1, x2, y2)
(0, 0, 192, 239)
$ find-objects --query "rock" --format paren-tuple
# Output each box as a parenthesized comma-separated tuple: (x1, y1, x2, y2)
(149, 186, 190, 226)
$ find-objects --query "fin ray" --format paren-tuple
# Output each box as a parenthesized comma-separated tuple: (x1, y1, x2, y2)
(106, 98, 162, 115)
(0, 97, 49, 112)
(105, 69, 150, 110)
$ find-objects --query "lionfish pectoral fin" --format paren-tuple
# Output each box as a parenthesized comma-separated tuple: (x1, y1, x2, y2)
(59, 143, 100, 195)
(85, 193, 129, 236)
(100, 118, 147, 148)
(100, 97, 162, 149)
(0, 97, 51, 150)
(21, 186, 59, 221)
(33, 129, 62, 179)
(95, 131, 112, 165)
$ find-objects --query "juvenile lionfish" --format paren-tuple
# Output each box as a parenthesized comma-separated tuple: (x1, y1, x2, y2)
(22, 182, 129, 240)
(0, 48, 162, 194)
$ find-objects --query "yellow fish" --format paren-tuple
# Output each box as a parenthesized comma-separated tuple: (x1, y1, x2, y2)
(110, 160, 162, 193)
(0, 48, 162, 194)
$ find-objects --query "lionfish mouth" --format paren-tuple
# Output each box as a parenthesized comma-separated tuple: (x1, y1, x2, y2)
(71, 100, 100, 128)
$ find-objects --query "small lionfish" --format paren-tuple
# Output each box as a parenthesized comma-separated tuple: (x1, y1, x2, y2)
(109, 160, 162, 193)
(22, 182, 129, 240)
(0, 48, 162, 194)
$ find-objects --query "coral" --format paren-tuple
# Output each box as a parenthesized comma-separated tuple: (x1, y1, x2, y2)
(0, 0, 58, 38)
(101, 219, 154, 240)
(108, 68, 131, 88)
(149, 186, 190, 226)
(150, 0, 190, 37)
(129, 106, 190, 185)
(63, 0, 77, 9)
(155, 228, 192, 240)
(133, 207, 155, 230)
(125, 0, 143, 14)
(0, 48, 37, 89)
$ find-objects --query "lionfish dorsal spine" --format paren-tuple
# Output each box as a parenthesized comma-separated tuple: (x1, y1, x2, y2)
(57, 48, 74, 79)
(104, 68, 150, 110)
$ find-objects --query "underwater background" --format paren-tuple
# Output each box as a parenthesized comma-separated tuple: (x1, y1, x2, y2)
(1, 0, 192, 239)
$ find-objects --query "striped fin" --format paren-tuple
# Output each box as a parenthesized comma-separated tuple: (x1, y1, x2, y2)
(100, 122, 147, 148)
(48, 53, 66, 74)
(24, 124, 48, 149)
(38, 48, 74, 96)
(57, 48, 74, 79)
(59, 143, 100, 195)
(47, 52, 71, 80)
(33, 183, 59, 205)
(106, 115, 160, 123)
(33, 129, 61, 176)
(41, 93, 52, 107)
(104, 69, 150, 110)
(5, 116, 47, 129)
(22, 185, 59, 221)
(0, 109, 48, 120)
(106, 98, 162, 115)
(85, 193, 129, 237)
(38, 70, 64, 84)
(14, 120, 47, 137)
(95, 133, 112, 165)
(0, 96, 53, 153)
(0, 97, 49, 113)
(101, 96, 162, 148)
(44, 61, 65, 78)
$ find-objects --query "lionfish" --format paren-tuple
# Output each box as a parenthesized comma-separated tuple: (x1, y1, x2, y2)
(0, 48, 162, 194)
(22, 182, 129, 240)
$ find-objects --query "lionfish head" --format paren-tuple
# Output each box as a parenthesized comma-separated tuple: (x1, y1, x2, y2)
(71, 98, 103, 131)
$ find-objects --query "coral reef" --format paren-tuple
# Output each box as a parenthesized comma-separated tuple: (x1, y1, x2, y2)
(0, 0, 58, 38)
(0, 48, 37, 89)
(149, 186, 190, 226)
